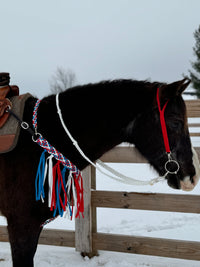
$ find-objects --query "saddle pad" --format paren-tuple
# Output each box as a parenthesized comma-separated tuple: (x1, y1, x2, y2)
(0, 93, 32, 153)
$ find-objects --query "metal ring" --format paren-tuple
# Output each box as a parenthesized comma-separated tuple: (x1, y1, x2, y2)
(165, 159, 180, 174)
(21, 121, 29, 130)
(5, 105, 11, 112)
(32, 133, 42, 142)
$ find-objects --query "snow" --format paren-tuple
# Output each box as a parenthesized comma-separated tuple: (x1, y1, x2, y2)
(2, 243, 200, 267)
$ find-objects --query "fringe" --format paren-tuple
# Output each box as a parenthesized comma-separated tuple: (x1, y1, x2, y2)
(35, 151, 84, 220)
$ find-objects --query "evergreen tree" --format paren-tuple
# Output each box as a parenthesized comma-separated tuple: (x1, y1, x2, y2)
(189, 25, 200, 98)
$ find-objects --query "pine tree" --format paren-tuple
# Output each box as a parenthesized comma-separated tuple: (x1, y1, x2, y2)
(189, 25, 200, 98)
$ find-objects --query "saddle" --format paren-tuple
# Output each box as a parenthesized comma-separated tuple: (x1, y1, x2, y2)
(0, 73, 19, 128)
(0, 73, 32, 153)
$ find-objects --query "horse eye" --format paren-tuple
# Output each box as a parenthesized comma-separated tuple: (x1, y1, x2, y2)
(170, 120, 182, 130)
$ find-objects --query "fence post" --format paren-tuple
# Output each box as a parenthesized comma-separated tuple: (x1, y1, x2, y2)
(75, 165, 98, 257)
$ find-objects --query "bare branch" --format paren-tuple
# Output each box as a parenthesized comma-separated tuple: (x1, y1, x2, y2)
(50, 67, 77, 93)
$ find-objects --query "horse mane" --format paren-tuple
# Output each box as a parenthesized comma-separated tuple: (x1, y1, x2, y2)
(42, 79, 166, 101)
(67, 79, 165, 93)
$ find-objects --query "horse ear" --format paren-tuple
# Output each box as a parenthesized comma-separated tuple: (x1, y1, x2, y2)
(161, 78, 191, 99)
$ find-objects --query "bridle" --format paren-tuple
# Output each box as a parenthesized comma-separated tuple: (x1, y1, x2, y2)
(156, 88, 180, 175)
(6, 88, 180, 186)
(54, 89, 180, 185)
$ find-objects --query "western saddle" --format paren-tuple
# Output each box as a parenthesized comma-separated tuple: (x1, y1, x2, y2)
(0, 72, 19, 128)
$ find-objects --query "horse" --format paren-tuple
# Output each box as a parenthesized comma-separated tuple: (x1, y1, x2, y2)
(0, 78, 199, 267)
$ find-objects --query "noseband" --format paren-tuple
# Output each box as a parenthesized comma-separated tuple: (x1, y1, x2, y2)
(156, 88, 180, 175)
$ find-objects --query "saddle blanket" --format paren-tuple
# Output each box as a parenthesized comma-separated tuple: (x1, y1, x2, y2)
(0, 93, 32, 153)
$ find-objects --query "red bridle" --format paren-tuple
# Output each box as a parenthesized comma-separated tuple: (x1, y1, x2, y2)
(156, 87, 170, 154)
(156, 87, 180, 175)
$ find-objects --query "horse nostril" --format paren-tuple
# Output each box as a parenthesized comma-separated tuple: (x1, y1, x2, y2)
(190, 170, 196, 183)
(190, 175, 194, 184)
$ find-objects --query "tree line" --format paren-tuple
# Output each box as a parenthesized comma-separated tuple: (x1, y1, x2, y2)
(188, 25, 200, 98)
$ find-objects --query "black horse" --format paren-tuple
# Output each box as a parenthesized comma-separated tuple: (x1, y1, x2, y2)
(0, 78, 199, 266)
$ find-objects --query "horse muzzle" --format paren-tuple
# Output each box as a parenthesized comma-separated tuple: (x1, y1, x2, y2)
(180, 175, 199, 191)
(167, 174, 198, 191)
(172, 147, 200, 191)
(182, 147, 200, 191)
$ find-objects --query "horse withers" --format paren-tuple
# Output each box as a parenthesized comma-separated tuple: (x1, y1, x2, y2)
(0, 78, 199, 266)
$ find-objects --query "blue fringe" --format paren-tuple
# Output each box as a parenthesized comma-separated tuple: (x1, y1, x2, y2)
(35, 151, 46, 201)
(53, 179, 61, 217)
(62, 167, 72, 217)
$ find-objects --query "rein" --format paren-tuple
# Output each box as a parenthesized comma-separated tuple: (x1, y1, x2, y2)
(55, 88, 179, 186)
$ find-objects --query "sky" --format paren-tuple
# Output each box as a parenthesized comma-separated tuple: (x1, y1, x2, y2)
(1, 0, 200, 98)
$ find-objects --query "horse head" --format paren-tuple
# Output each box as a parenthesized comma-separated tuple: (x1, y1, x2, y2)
(125, 78, 200, 191)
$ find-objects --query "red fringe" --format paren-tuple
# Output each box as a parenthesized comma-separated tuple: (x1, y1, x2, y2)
(50, 161, 84, 219)
(74, 173, 84, 218)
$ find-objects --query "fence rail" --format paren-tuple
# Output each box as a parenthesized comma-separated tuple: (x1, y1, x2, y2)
(91, 190, 200, 213)
(93, 233, 200, 261)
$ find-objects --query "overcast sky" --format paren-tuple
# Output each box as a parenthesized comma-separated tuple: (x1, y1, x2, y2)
(1, 0, 200, 98)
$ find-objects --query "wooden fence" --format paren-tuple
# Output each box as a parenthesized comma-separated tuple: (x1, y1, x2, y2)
(1, 99, 200, 261)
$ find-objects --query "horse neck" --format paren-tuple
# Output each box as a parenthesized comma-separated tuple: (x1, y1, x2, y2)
(38, 81, 156, 169)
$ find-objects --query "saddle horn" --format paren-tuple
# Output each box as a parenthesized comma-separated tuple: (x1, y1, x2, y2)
(0, 72, 10, 87)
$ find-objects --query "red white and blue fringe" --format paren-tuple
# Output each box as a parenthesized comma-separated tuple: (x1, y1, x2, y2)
(33, 99, 84, 220)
